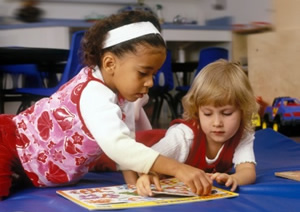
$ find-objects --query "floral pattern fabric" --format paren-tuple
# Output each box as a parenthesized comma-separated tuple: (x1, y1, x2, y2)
(13, 67, 102, 187)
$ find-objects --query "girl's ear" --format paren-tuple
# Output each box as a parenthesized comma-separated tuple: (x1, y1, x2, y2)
(102, 52, 116, 75)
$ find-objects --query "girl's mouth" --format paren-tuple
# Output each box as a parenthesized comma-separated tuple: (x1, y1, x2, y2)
(136, 93, 144, 98)
(212, 131, 225, 135)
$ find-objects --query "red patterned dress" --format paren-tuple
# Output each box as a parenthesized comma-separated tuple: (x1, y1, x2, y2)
(12, 67, 102, 187)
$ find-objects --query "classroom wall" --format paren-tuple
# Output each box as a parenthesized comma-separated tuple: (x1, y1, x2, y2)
(0, 0, 271, 25)
(0, 0, 272, 114)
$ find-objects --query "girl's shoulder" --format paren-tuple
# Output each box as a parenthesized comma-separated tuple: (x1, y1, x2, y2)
(166, 121, 195, 141)
(170, 118, 198, 129)
(240, 130, 255, 145)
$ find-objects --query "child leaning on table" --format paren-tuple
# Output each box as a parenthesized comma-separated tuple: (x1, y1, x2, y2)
(127, 59, 258, 196)
(0, 10, 213, 200)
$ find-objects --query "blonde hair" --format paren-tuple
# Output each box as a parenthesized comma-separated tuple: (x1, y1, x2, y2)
(182, 59, 258, 132)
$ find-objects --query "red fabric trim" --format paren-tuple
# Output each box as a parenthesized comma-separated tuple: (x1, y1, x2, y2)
(0, 114, 22, 197)
(136, 129, 167, 147)
(170, 119, 243, 173)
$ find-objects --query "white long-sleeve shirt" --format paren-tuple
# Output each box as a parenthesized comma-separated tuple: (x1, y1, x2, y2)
(80, 67, 159, 173)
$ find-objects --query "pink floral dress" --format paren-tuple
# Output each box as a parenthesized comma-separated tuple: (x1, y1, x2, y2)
(13, 67, 103, 187)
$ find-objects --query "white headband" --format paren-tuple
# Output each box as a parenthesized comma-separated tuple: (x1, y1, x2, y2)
(102, 21, 161, 49)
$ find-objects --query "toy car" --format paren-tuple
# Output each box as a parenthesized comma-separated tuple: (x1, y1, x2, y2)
(262, 97, 300, 133)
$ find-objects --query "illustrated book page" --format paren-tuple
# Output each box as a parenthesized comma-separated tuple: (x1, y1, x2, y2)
(57, 178, 238, 210)
(275, 170, 300, 181)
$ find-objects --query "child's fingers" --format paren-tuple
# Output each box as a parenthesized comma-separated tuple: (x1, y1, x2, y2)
(225, 177, 238, 191)
(189, 183, 198, 195)
(152, 176, 162, 191)
(137, 188, 149, 196)
(202, 175, 213, 195)
(136, 175, 154, 196)
(225, 177, 233, 187)
(212, 174, 238, 191)
(186, 177, 212, 196)
(137, 182, 153, 196)
(230, 182, 238, 191)
(143, 181, 153, 196)
(206, 173, 213, 177)
(192, 179, 204, 195)
(209, 172, 221, 180)
(212, 173, 228, 184)
(197, 175, 213, 195)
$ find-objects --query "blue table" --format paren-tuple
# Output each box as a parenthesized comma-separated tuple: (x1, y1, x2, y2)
(0, 47, 69, 65)
(1, 129, 300, 212)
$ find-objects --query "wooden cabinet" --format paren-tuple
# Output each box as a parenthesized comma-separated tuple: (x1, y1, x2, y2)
(232, 32, 248, 66)
(232, 0, 300, 105)
(247, 30, 300, 105)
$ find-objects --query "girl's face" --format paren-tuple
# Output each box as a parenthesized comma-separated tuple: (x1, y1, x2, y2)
(104, 44, 166, 102)
(198, 104, 242, 146)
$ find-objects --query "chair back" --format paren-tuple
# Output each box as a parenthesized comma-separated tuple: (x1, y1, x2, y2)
(58, 30, 85, 87)
(15, 30, 85, 97)
(153, 50, 174, 91)
(195, 47, 228, 76)
(0, 64, 44, 89)
(149, 50, 177, 123)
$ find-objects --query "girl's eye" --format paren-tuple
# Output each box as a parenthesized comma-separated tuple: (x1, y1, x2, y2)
(203, 113, 212, 116)
(223, 112, 233, 116)
(138, 71, 147, 76)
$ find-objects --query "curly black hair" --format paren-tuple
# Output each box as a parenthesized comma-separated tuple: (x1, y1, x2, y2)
(81, 10, 166, 68)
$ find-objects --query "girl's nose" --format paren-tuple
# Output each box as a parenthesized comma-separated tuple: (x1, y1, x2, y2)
(144, 76, 154, 88)
(213, 115, 223, 127)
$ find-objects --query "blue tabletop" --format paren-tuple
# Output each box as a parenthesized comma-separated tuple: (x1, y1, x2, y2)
(1, 129, 300, 212)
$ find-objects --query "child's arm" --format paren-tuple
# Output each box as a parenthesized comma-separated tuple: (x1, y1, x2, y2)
(210, 162, 256, 191)
(233, 162, 256, 185)
(122, 170, 139, 185)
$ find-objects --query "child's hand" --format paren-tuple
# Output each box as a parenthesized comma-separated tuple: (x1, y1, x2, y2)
(136, 173, 162, 196)
(209, 172, 238, 191)
(175, 164, 213, 196)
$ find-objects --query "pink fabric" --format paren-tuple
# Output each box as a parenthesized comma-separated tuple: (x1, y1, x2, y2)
(13, 67, 103, 187)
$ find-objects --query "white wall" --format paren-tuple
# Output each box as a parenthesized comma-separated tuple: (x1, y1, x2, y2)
(227, 0, 272, 24)
(0, 0, 272, 25)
